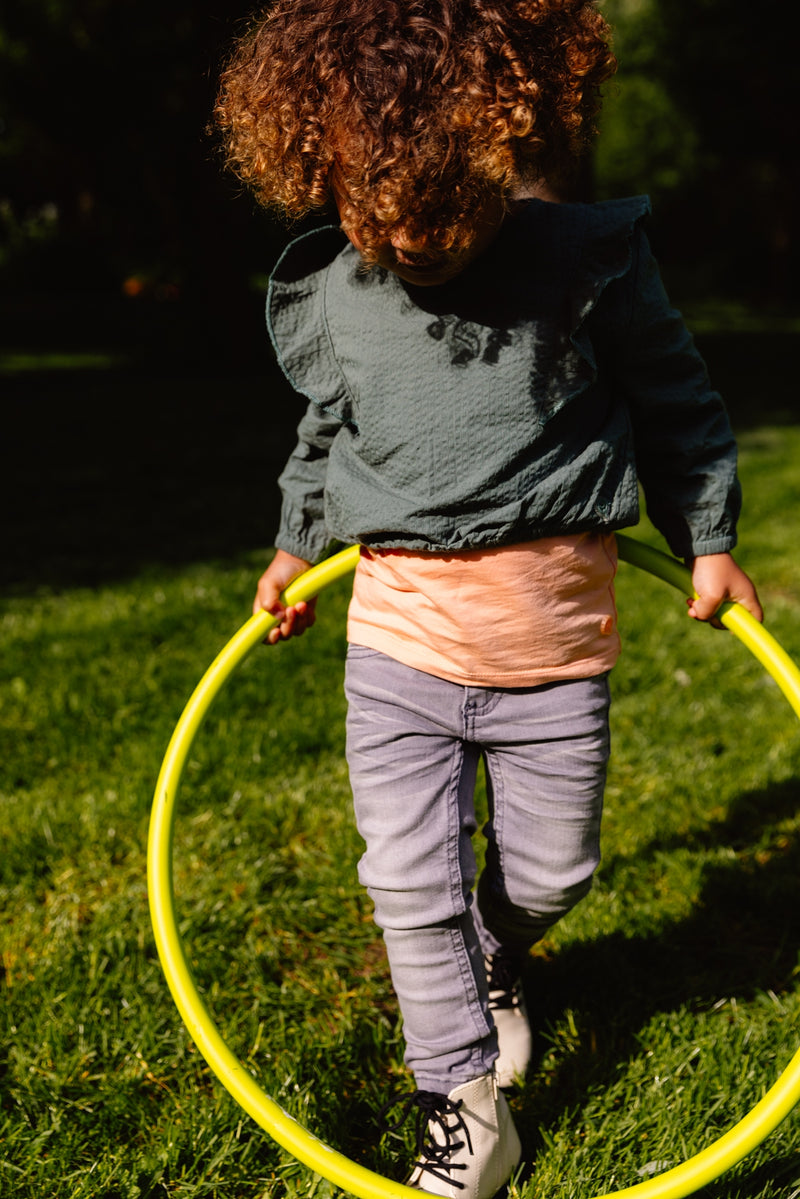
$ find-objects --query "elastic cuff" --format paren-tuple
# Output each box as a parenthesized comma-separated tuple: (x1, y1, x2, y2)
(274, 532, 329, 564)
(682, 534, 738, 559)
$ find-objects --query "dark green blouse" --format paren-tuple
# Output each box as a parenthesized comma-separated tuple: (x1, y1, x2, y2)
(267, 196, 740, 563)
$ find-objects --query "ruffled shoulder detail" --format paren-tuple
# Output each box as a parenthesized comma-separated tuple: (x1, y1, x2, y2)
(266, 198, 652, 427)
(471, 194, 651, 420)
(266, 224, 355, 426)
(565, 195, 651, 372)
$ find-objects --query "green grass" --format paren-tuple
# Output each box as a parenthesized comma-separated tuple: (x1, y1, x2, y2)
(2, 425, 800, 1198)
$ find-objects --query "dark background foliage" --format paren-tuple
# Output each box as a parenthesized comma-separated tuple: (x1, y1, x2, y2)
(0, 0, 284, 368)
(2, 0, 797, 357)
(597, 0, 798, 302)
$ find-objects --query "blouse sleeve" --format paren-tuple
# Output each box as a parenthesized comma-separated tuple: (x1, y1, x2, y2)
(612, 230, 741, 559)
(274, 401, 344, 562)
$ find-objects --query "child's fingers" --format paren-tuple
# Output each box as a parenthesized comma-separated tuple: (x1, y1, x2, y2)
(687, 582, 764, 628)
(266, 604, 300, 644)
(252, 550, 313, 617)
(265, 613, 288, 645)
(265, 599, 317, 645)
(686, 595, 725, 629)
(253, 579, 282, 616)
(688, 554, 764, 629)
(736, 585, 764, 624)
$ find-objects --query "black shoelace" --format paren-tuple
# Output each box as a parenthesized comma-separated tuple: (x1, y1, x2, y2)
(486, 952, 522, 1012)
(380, 1089, 474, 1189)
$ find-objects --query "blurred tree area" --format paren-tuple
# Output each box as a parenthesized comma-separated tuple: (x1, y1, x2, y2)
(0, 0, 287, 369)
(597, 0, 797, 307)
(0, 0, 796, 373)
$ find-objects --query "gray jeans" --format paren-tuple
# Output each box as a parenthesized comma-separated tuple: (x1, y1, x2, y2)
(344, 645, 611, 1093)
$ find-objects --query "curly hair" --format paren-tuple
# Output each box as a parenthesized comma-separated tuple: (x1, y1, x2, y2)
(214, 0, 616, 260)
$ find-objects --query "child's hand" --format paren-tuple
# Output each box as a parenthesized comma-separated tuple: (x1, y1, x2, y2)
(687, 552, 763, 628)
(252, 550, 315, 645)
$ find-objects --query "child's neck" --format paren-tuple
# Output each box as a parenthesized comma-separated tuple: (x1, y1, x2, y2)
(510, 177, 560, 205)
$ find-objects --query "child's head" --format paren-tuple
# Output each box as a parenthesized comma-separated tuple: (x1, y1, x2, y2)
(216, 0, 615, 273)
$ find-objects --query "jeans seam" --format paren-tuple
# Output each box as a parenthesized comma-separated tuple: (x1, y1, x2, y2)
(447, 736, 491, 1043)
(487, 750, 506, 912)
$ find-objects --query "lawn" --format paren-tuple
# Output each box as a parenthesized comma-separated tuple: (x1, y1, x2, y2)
(2, 359, 799, 1197)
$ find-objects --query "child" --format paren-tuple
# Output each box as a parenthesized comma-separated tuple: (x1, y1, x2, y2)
(215, 2, 763, 1195)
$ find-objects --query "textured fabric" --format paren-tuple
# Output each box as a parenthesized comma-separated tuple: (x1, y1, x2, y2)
(344, 645, 610, 1092)
(347, 533, 619, 686)
(268, 196, 741, 563)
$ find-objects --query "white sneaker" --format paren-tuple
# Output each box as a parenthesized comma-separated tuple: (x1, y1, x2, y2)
(485, 954, 532, 1089)
(403, 1074, 521, 1199)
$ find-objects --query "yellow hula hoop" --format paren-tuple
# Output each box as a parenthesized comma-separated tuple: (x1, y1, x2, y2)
(147, 534, 800, 1198)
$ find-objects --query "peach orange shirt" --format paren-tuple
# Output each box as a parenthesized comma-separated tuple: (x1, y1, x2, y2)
(347, 533, 620, 687)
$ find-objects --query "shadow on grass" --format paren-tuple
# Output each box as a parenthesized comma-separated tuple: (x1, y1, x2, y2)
(2, 325, 798, 595)
(1, 358, 301, 594)
(703, 1154, 800, 1199)
(511, 772, 800, 1190)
